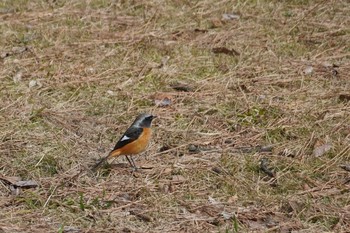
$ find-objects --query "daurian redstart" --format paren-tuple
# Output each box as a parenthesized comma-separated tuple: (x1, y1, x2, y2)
(92, 113, 156, 170)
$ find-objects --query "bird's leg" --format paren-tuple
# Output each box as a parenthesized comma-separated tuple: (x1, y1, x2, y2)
(125, 155, 133, 167)
(130, 157, 138, 170)
(125, 155, 138, 171)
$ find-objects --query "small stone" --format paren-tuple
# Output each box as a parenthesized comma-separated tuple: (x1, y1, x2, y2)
(29, 80, 37, 88)
(304, 66, 313, 75)
(106, 90, 114, 95)
(29, 80, 42, 88)
(188, 144, 200, 153)
(13, 71, 23, 83)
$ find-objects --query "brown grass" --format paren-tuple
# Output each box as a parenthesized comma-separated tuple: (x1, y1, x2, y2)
(1, 0, 349, 232)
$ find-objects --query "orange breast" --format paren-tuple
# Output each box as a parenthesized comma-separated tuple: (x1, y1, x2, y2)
(116, 127, 152, 156)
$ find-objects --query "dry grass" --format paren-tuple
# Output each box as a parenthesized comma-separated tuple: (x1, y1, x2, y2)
(1, 0, 349, 232)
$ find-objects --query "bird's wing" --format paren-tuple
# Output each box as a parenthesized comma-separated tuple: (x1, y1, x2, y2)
(113, 126, 143, 150)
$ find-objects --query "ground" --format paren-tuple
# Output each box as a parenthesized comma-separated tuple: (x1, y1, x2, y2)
(0, 0, 349, 232)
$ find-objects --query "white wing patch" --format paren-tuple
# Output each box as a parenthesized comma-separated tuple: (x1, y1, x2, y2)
(120, 135, 131, 141)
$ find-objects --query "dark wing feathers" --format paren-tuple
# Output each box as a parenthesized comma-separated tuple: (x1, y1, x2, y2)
(113, 127, 143, 150)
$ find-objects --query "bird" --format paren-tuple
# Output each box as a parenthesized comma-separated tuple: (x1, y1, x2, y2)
(92, 113, 157, 171)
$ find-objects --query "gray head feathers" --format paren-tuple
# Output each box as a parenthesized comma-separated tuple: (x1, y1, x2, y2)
(132, 113, 157, 128)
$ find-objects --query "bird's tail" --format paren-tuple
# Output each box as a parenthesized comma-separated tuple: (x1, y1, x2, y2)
(91, 149, 122, 171)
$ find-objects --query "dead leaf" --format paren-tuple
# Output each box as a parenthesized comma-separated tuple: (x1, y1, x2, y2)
(0, 175, 38, 188)
(340, 164, 350, 172)
(12, 46, 28, 54)
(158, 56, 170, 68)
(320, 62, 339, 77)
(170, 82, 193, 92)
(212, 47, 240, 56)
(278, 149, 295, 158)
(154, 97, 172, 107)
(211, 167, 222, 174)
(210, 18, 224, 28)
(222, 13, 240, 20)
(239, 84, 250, 93)
(221, 211, 234, 220)
(208, 196, 220, 205)
(162, 167, 172, 175)
(14, 180, 39, 188)
(172, 175, 186, 184)
(216, 63, 229, 73)
(339, 94, 350, 102)
(151, 93, 173, 107)
(260, 158, 275, 178)
(130, 210, 153, 222)
(10, 185, 21, 196)
(1, 52, 11, 58)
(159, 145, 171, 152)
(63, 226, 80, 233)
(193, 28, 208, 33)
(227, 195, 238, 203)
(247, 219, 267, 230)
(0, 175, 21, 185)
(0, 175, 39, 196)
(139, 163, 154, 169)
(313, 141, 332, 157)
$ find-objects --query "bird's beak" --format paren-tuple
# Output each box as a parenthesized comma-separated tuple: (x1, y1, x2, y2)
(152, 115, 158, 119)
